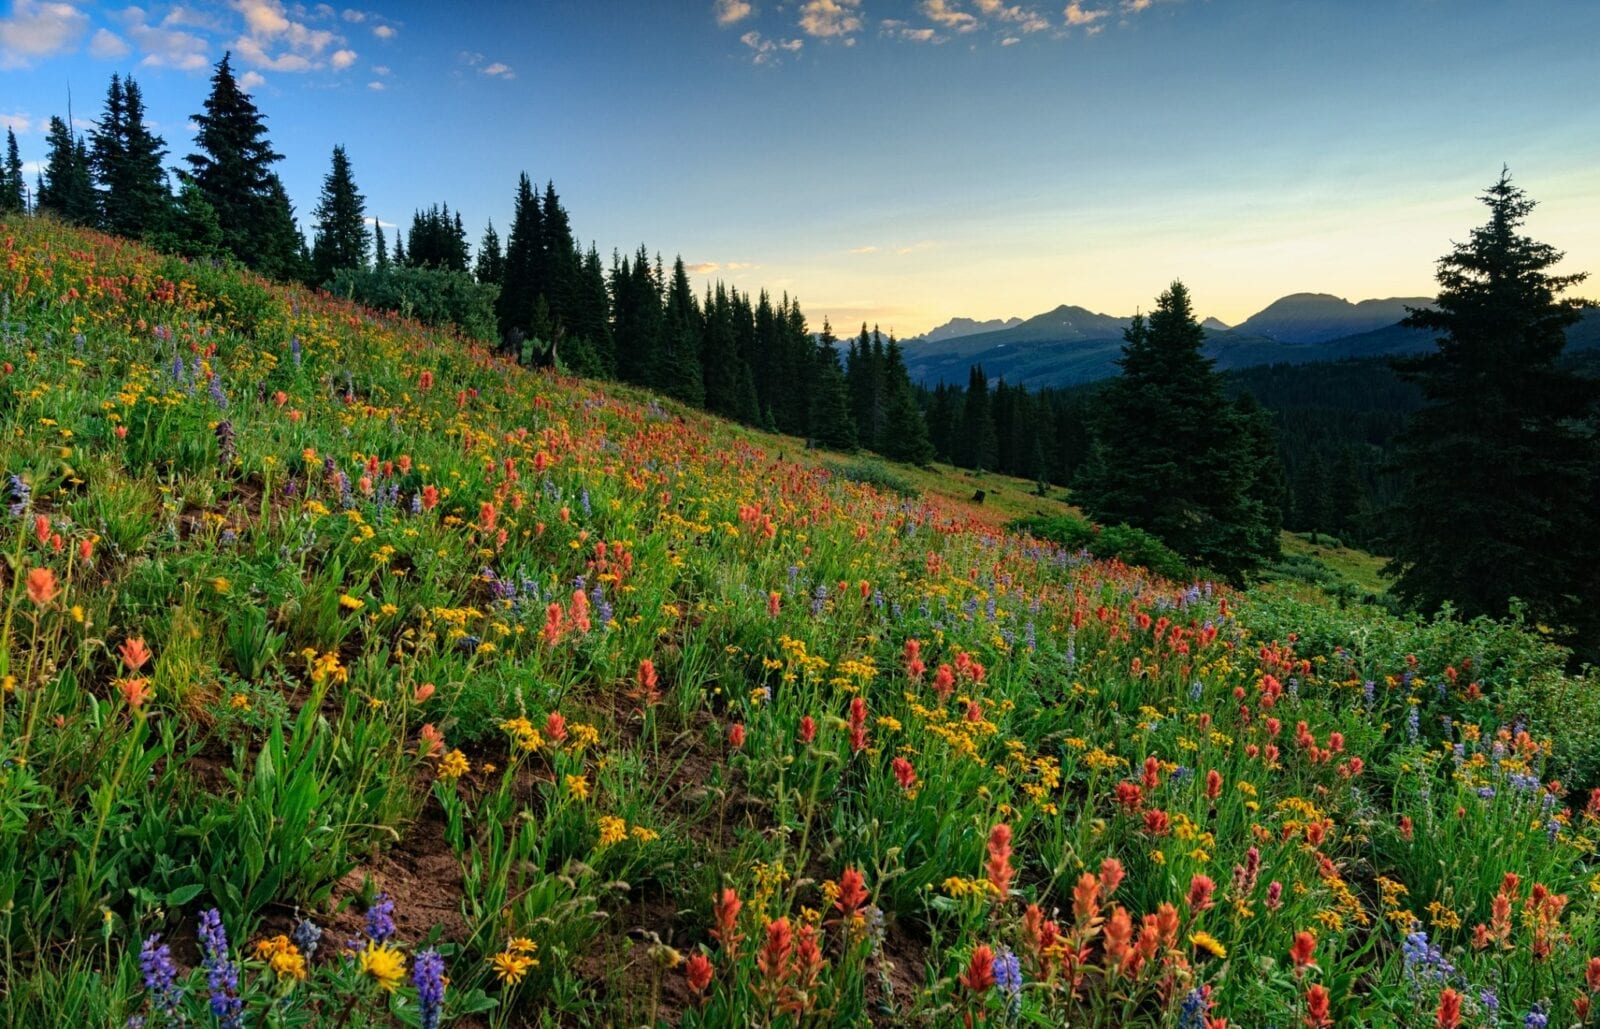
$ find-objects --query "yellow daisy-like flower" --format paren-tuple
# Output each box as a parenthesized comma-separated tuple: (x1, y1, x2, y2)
(1188, 931, 1227, 960)
(252, 935, 308, 981)
(339, 594, 365, 610)
(565, 774, 590, 800)
(491, 951, 535, 985)
(358, 941, 406, 992)
(597, 815, 627, 847)
(507, 937, 539, 956)
(436, 749, 470, 780)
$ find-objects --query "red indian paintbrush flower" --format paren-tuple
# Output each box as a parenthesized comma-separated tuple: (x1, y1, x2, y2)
(1435, 988, 1462, 1029)
(118, 637, 152, 671)
(959, 944, 996, 994)
(1303, 984, 1332, 1027)
(836, 867, 868, 914)
(1187, 874, 1215, 913)
(26, 567, 57, 606)
(985, 823, 1014, 900)
(711, 888, 743, 954)
(684, 952, 713, 999)
(1290, 931, 1316, 971)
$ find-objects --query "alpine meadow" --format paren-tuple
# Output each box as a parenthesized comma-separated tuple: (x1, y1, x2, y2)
(4, 2, 1600, 1027)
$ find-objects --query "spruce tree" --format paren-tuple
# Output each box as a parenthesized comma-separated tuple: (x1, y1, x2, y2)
(309, 145, 370, 286)
(475, 220, 504, 285)
(961, 364, 998, 471)
(92, 74, 169, 238)
(878, 335, 934, 464)
(2, 129, 25, 212)
(498, 174, 542, 345)
(184, 52, 287, 271)
(374, 224, 388, 268)
(147, 180, 224, 259)
(255, 174, 307, 282)
(38, 116, 96, 225)
(808, 318, 858, 449)
(1383, 170, 1599, 648)
(1074, 281, 1278, 579)
(662, 257, 705, 405)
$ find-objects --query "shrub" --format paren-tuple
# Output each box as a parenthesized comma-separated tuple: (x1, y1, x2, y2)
(1009, 513, 1188, 580)
(329, 265, 500, 342)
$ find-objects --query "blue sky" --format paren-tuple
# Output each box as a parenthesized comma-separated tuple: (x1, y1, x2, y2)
(3, 0, 1598, 334)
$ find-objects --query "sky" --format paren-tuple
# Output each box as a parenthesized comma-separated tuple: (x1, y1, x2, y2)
(3, 0, 1599, 336)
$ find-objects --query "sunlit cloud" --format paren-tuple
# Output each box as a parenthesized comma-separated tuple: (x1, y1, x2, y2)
(740, 29, 802, 64)
(798, 0, 861, 40)
(713, 0, 753, 27)
(920, 0, 978, 33)
(330, 46, 356, 69)
(238, 68, 266, 90)
(1063, 2, 1108, 27)
(974, 0, 1050, 32)
(0, 0, 89, 69)
(366, 79, 384, 89)
(0, 111, 40, 134)
(881, 19, 942, 43)
(371, 23, 394, 39)
(848, 244, 880, 254)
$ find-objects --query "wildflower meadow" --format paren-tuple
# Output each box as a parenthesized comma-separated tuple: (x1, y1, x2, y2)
(3, 215, 1600, 1027)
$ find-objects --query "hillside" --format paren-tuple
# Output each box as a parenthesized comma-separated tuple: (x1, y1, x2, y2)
(3, 218, 1600, 1027)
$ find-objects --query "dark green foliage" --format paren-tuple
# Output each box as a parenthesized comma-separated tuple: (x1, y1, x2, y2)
(878, 336, 933, 464)
(959, 364, 998, 470)
(475, 220, 503, 285)
(331, 265, 500, 342)
(183, 53, 292, 272)
(38, 116, 96, 225)
(309, 145, 370, 286)
(830, 459, 918, 498)
(2, 128, 25, 212)
(145, 181, 224, 260)
(1383, 171, 1600, 657)
(497, 175, 542, 345)
(91, 75, 170, 238)
(403, 203, 468, 271)
(1073, 281, 1282, 580)
(807, 319, 857, 450)
(661, 257, 705, 405)
(1008, 514, 1188, 581)
(373, 223, 388, 268)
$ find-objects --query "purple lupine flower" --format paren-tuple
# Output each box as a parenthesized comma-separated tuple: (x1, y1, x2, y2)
(1525, 1002, 1549, 1028)
(7, 474, 30, 517)
(209, 373, 228, 409)
(138, 933, 182, 1015)
(1480, 989, 1499, 1017)
(1178, 988, 1208, 1029)
(291, 917, 323, 960)
(198, 908, 243, 1028)
(365, 892, 396, 942)
(290, 335, 302, 366)
(413, 948, 447, 1029)
(992, 948, 1022, 1015)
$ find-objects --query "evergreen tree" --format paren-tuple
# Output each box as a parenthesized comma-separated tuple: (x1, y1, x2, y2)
(255, 174, 308, 282)
(92, 74, 169, 238)
(1074, 281, 1278, 579)
(374, 223, 388, 268)
(498, 174, 542, 346)
(391, 225, 405, 264)
(1293, 453, 1332, 538)
(571, 244, 615, 375)
(961, 364, 998, 471)
(1330, 449, 1364, 540)
(878, 335, 934, 464)
(146, 180, 223, 259)
(38, 116, 96, 224)
(183, 52, 287, 271)
(807, 318, 857, 450)
(309, 144, 369, 286)
(701, 283, 746, 418)
(662, 256, 705, 405)
(2, 128, 26, 212)
(1383, 171, 1599, 649)
(475, 220, 503, 285)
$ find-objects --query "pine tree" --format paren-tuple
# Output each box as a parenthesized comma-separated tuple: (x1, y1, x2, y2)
(662, 256, 705, 405)
(571, 244, 614, 375)
(961, 364, 998, 471)
(255, 174, 308, 282)
(38, 116, 96, 224)
(1074, 281, 1278, 579)
(374, 223, 388, 268)
(475, 220, 504, 285)
(2, 129, 26, 213)
(391, 227, 405, 265)
(807, 318, 857, 450)
(309, 145, 369, 286)
(1294, 453, 1332, 539)
(183, 52, 287, 270)
(700, 283, 745, 418)
(92, 74, 169, 238)
(498, 174, 542, 345)
(878, 335, 934, 464)
(1383, 170, 1599, 648)
(147, 180, 224, 259)
(1330, 449, 1364, 540)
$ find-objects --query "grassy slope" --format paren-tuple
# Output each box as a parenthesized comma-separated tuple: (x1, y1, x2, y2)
(2, 218, 1598, 1028)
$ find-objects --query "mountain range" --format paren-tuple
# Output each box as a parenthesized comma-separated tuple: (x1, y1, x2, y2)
(902, 292, 1600, 389)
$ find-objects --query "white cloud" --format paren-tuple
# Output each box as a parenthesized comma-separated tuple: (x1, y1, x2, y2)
(0, 111, 39, 134)
(330, 46, 356, 69)
(740, 29, 803, 64)
(342, 8, 365, 21)
(1000, 34, 1019, 43)
(371, 63, 389, 75)
(362, 216, 396, 228)
(798, 0, 861, 39)
(227, 0, 353, 73)
(366, 79, 384, 90)
(480, 60, 514, 79)
(88, 27, 130, 58)
(686, 261, 721, 275)
(974, 0, 1050, 31)
(238, 69, 267, 90)
(1064, 1, 1108, 25)
(881, 19, 942, 42)
(848, 245, 879, 254)
(713, 0, 752, 26)
(371, 23, 394, 38)
(920, 0, 978, 32)
(0, 0, 89, 69)
(116, 7, 210, 71)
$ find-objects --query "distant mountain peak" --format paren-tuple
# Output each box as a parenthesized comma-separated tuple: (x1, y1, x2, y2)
(1201, 316, 1230, 332)
(1236, 292, 1433, 344)
(915, 315, 1024, 344)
